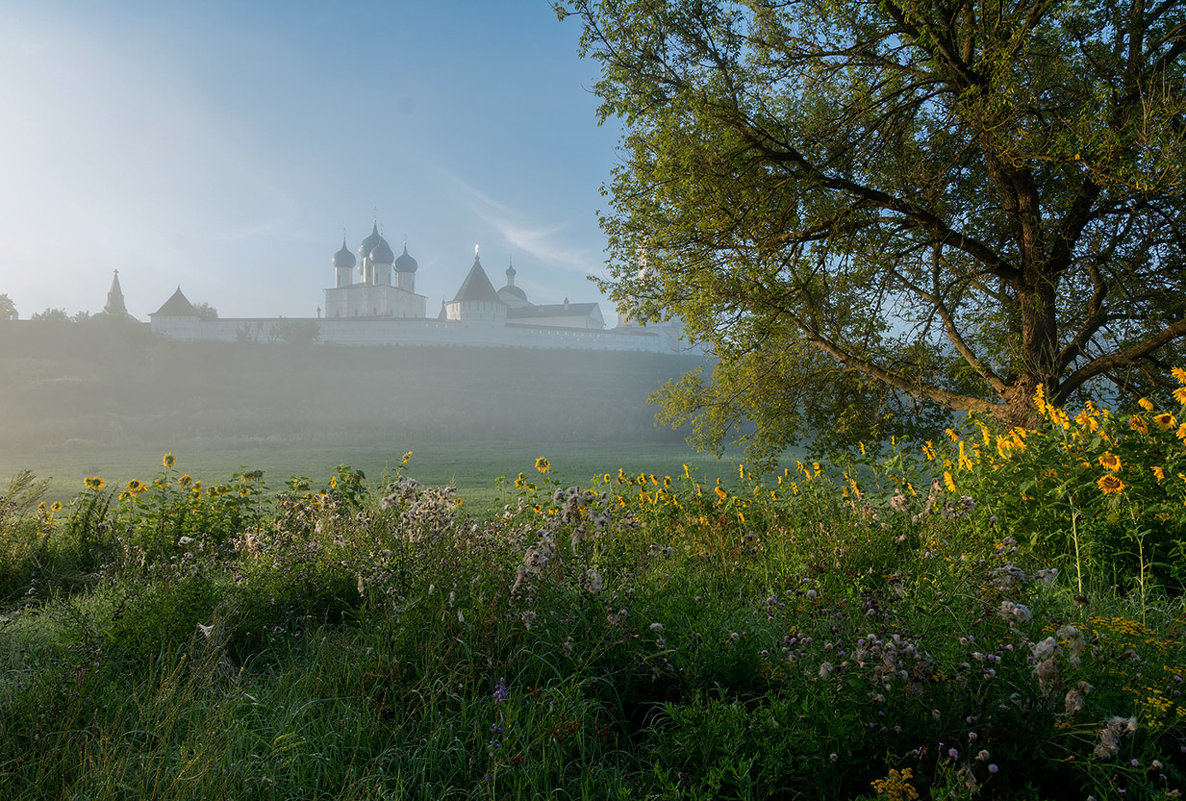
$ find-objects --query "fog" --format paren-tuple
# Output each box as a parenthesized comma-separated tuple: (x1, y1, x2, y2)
(0, 318, 706, 489)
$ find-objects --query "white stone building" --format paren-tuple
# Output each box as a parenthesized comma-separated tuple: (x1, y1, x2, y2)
(149, 220, 694, 353)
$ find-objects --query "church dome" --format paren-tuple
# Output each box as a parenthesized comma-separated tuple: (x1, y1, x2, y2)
(394, 244, 418, 273)
(358, 222, 383, 258)
(332, 239, 356, 269)
(370, 236, 395, 265)
(498, 285, 528, 303)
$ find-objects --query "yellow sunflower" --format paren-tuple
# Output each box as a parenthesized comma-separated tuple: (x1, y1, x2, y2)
(1129, 416, 1149, 435)
(162, 453, 175, 468)
(1097, 474, 1126, 495)
(1154, 412, 1177, 430)
(1098, 452, 1121, 472)
(535, 457, 551, 474)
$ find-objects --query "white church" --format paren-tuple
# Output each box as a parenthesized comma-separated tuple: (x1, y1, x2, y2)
(148, 220, 689, 353)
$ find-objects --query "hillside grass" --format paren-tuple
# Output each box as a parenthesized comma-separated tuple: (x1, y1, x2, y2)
(3, 386, 1186, 799)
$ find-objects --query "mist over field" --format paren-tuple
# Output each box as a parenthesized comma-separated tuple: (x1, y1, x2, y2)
(0, 318, 715, 498)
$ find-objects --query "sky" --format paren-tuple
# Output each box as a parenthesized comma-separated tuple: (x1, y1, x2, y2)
(0, 0, 624, 322)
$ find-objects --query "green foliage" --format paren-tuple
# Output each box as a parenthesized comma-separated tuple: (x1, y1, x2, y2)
(929, 382, 1186, 593)
(2, 440, 1186, 799)
(564, 0, 1186, 456)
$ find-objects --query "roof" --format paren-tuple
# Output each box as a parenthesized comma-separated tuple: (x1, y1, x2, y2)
(450, 255, 504, 304)
(507, 302, 601, 319)
(151, 287, 198, 317)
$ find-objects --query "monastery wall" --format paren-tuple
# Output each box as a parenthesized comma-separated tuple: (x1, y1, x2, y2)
(150, 315, 679, 353)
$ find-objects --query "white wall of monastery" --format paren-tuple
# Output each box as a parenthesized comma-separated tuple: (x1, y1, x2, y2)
(149, 315, 689, 353)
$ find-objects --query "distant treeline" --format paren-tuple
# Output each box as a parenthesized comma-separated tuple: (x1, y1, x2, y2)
(0, 318, 705, 450)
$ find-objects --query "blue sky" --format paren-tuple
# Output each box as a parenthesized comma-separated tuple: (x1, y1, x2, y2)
(0, 1, 622, 321)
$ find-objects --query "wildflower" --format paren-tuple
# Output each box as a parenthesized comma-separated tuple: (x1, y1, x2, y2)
(819, 661, 834, 679)
(715, 486, 728, 500)
(520, 610, 536, 629)
(1174, 367, 1186, 385)
(1097, 474, 1126, 495)
(650, 622, 664, 633)
(584, 569, 604, 593)
(1174, 386, 1186, 406)
(1153, 465, 1166, 484)
(50, 501, 61, 512)
(999, 600, 1032, 624)
(1093, 716, 1137, 760)
(1098, 453, 1121, 472)
(84, 476, 105, 490)
(178, 474, 193, 487)
(1138, 397, 1155, 411)
(163, 453, 175, 468)
(1032, 637, 1057, 661)
(1129, 416, 1149, 435)
(943, 471, 956, 492)
(535, 457, 550, 474)
(1154, 412, 1177, 429)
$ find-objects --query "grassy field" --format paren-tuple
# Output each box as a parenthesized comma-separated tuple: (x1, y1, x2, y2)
(5, 322, 1185, 799)
(0, 319, 733, 510)
(0, 436, 746, 513)
(2, 389, 1185, 799)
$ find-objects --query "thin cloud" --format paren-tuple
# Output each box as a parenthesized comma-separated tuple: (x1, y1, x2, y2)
(449, 173, 601, 277)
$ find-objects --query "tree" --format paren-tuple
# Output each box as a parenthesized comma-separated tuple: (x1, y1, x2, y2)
(0, 294, 16, 321)
(267, 319, 320, 347)
(193, 302, 219, 321)
(562, 0, 1186, 457)
(30, 308, 70, 323)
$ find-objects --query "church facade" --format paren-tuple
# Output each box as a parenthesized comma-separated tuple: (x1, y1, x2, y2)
(148, 219, 688, 353)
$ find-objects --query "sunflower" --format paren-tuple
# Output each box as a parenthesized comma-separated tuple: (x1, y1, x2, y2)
(127, 479, 144, 493)
(1098, 452, 1122, 472)
(1139, 397, 1155, 411)
(1154, 412, 1177, 430)
(1097, 474, 1126, 495)
(943, 471, 956, 492)
(1174, 367, 1186, 385)
(535, 457, 551, 474)
(1129, 416, 1149, 435)
(178, 474, 193, 488)
(714, 486, 728, 500)
(50, 501, 61, 512)
(1174, 386, 1186, 406)
(162, 453, 175, 468)
(84, 476, 105, 490)
(1152, 465, 1166, 484)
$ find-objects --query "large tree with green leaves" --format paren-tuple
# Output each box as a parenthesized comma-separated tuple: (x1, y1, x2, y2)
(562, 0, 1185, 457)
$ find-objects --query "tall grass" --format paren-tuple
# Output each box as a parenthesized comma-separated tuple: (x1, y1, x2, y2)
(2, 388, 1185, 799)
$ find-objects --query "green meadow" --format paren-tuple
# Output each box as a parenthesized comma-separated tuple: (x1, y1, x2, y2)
(2, 322, 1186, 799)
